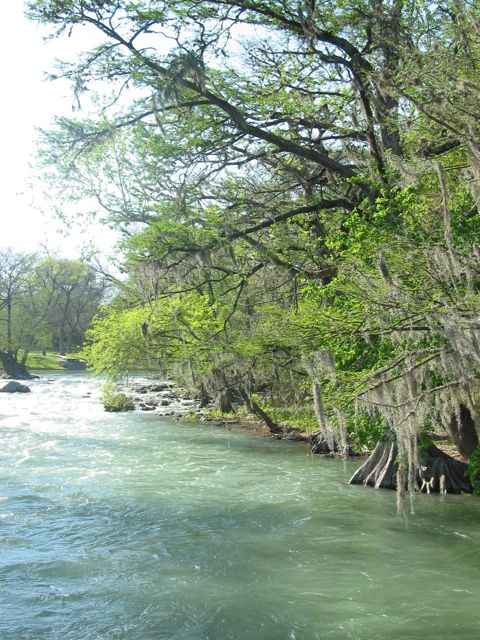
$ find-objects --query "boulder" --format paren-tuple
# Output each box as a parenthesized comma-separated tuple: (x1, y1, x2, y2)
(0, 381, 31, 393)
(149, 383, 170, 392)
(57, 357, 87, 370)
(140, 404, 156, 411)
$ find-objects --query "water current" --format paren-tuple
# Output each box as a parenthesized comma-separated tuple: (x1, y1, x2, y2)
(0, 372, 479, 639)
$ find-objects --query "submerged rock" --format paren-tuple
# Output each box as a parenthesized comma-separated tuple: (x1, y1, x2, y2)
(0, 381, 31, 393)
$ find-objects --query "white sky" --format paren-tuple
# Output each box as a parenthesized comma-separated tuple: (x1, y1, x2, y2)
(0, 2, 118, 258)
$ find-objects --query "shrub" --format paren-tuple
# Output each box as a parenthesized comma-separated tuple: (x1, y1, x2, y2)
(101, 383, 135, 412)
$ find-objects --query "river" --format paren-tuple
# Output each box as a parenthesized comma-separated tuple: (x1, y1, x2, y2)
(0, 372, 479, 639)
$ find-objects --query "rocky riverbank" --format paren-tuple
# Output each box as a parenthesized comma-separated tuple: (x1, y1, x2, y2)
(114, 378, 311, 444)
(120, 379, 200, 416)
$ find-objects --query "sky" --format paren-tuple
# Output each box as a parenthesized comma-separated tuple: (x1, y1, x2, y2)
(0, 2, 118, 258)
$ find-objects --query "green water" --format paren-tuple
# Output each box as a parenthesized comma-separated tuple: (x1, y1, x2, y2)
(0, 373, 479, 639)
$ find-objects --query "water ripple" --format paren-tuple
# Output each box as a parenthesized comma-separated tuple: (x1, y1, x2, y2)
(0, 372, 479, 639)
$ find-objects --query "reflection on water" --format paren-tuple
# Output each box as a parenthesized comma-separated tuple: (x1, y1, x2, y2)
(0, 372, 479, 639)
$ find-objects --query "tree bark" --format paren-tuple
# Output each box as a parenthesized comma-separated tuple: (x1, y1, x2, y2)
(216, 387, 233, 414)
(309, 430, 355, 457)
(447, 405, 479, 461)
(239, 388, 281, 434)
(349, 441, 398, 489)
(6, 299, 12, 352)
(0, 350, 35, 380)
(349, 441, 472, 494)
(58, 326, 66, 356)
(418, 444, 472, 494)
(199, 383, 211, 408)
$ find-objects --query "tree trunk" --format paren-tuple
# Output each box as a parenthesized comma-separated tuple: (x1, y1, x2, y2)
(447, 405, 479, 461)
(21, 339, 34, 367)
(58, 328, 66, 356)
(349, 441, 472, 494)
(239, 388, 281, 434)
(216, 387, 233, 414)
(199, 383, 211, 408)
(349, 441, 398, 489)
(6, 299, 12, 352)
(0, 350, 34, 380)
(309, 430, 356, 457)
(418, 444, 472, 494)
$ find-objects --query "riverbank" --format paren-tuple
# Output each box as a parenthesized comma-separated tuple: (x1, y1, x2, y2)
(0, 351, 87, 373)
(20, 371, 467, 494)
(120, 378, 475, 495)
(119, 378, 321, 447)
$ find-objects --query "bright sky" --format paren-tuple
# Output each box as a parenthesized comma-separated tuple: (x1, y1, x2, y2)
(0, 2, 118, 258)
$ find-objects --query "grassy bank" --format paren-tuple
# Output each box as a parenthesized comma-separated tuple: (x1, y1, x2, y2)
(201, 400, 318, 436)
(0, 351, 84, 371)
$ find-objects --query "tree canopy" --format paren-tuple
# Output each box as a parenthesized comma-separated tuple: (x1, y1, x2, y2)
(28, 0, 480, 495)
(0, 249, 106, 377)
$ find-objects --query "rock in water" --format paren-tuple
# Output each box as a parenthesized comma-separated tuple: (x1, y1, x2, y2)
(0, 381, 31, 393)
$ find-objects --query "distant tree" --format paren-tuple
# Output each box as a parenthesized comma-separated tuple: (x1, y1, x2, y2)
(0, 249, 37, 378)
(36, 257, 107, 354)
(0, 250, 107, 377)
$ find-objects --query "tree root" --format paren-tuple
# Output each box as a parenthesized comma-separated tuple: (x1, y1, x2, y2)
(309, 431, 356, 457)
(348, 441, 397, 488)
(349, 441, 473, 494)
(418, 445, 472, 494)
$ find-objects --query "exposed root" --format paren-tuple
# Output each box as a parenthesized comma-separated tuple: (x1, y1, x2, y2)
(349, 441, 473, 494)
(309, 430, 356, 457)
(349, 441, 398, 488)
(419, 445, 472, 494)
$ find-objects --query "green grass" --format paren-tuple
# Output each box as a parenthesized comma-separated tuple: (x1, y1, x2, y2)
(258, 403, 319, 433)
(26, 352, 67, 369)
(0, 351, 84, 371)
(205, 401, 319, 433)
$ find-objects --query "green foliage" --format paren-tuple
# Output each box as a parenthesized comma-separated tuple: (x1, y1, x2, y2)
(82, 306, 154, 377)
(467, 446, 480, 496)
(101, 382, 135, 412)
(27, 0, 480, 469)
(251, 397, 319, 433)
(0, 249, 105, 361)
(83, 292, 226, 378)
(349, 412, 389, 452)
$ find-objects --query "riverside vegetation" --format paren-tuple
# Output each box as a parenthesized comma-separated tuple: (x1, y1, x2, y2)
(0, 251, 105, 379)
(27, 0, 480, 500)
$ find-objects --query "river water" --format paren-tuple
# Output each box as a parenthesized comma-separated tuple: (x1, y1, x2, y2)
(0, 373, 479, 639)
